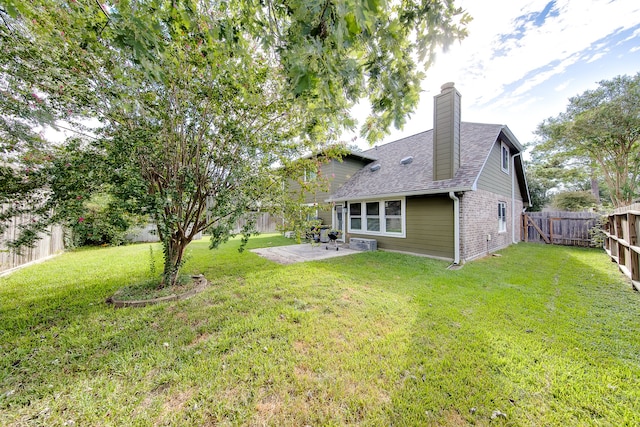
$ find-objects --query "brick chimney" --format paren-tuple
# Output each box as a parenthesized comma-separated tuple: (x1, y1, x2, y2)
(433, 82, 461, 181)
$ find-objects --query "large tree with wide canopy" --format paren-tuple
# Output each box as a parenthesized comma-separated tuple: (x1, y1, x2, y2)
(1, 0, 469, 286)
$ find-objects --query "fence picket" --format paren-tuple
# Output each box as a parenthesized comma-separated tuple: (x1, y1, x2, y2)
(604, 206, 640, 290)
(522, 211, 599, 247)
(2, 211, 282, 273)
(126, 212, 282, 243)
(1, 206, 65, 273)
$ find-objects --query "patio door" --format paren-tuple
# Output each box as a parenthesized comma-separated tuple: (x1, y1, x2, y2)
(335, 205, 345, 242)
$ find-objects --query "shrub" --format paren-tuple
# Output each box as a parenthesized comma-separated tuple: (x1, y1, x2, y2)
(69, 193, 142, 247)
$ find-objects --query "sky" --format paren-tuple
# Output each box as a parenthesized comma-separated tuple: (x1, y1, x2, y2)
(43, 0, 640, 151)
(350, 0, 640, 153)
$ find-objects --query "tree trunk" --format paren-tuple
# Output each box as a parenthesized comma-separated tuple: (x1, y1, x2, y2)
(589, 165, 601, 204)
(161, 235, 189, 288)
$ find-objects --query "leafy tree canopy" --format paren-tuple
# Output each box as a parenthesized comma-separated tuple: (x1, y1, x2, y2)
(551, 191, 598, 212)
(1, 0, 469, 286)
(532, 73, 640, 208)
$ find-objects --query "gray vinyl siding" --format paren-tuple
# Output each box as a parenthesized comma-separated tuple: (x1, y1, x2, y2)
(316, 209, 332, 225)
(331, 157, 366, 188)
(514, 176, 522, 199)
(286, 177, 300, 193)
(348, 195, 454, 259)
(287, 156, 370, 226)
(319, 157, 368, 202)
(317, 158, 369, 226)
(477, 141, 513, 197)
(293, 157, 369, 205)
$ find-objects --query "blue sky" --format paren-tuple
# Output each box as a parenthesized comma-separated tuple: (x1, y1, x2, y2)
(352, 0, 640, 153)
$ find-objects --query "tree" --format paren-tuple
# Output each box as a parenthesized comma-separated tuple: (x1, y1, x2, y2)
(0, 6, 103, 249)
(551, 191, 598, 212)
(533, 73, 640, 207)
(68, 192, 141, 247)
(524, 149, 609, 211)
(521, 166, 550, 212)
(1, 0, 469, 287)
(277, 145, 349, 243)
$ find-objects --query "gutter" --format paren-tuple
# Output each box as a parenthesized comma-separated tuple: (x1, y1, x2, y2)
(511, 152, 523, 244)
(326, 186, 473, 204)
(449, 192, 460, 265)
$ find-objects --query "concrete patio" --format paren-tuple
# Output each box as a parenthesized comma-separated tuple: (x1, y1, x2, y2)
(251, 242, 359, 265)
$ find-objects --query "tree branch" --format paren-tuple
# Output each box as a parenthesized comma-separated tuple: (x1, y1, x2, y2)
(94, 0, 111, 39)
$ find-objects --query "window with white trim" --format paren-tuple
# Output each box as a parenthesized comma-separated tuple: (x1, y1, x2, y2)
(498, 201, 507, 233)
(366, 202, 380, 231)
(385, 200, 402, 233)
(349, 202, 362, 231)
(348, 199, 405, 237)
(501, 142, 510, 174)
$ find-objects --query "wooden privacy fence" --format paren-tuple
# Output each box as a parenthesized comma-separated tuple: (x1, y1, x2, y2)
(603, 203, 640, 291)
(233, 212, 281, 234)
(1, 206, 65, 274)
(2, 211, 281, 273)
(126, 212, 281, 243)
(522, 211, 600, 247)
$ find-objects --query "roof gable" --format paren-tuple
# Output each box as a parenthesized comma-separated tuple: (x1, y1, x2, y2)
(329, 122, 508, 201)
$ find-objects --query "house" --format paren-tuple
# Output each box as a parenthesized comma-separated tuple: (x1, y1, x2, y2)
(319, 82, 531, 263)
(287, 150, 377, 229)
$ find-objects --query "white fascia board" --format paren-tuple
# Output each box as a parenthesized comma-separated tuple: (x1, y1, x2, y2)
(326, 186, 472, 203)
(500, 125, 525, 153)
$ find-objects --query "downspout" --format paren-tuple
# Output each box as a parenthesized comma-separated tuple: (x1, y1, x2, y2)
(449, 192, 460, 265)
(511, 152, 523, 244)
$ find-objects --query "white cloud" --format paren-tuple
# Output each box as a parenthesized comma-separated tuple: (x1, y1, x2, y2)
(368, 0, 640, 147)
(447, 0, 638, 100)
(621, 27, 640, 43)
(554, 79, 573, 92)
(586, 51, 607, 63)
(512, 54, 582, 96)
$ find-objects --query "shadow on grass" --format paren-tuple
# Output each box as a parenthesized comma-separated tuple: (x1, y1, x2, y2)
(3, 240, 639, 425)
(1, 235, 289, 333)
(385, 244, 640, 425)
(0, 235, 290, 413)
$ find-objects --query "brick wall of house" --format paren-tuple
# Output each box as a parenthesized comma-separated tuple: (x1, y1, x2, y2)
(459, 189, 524, 262)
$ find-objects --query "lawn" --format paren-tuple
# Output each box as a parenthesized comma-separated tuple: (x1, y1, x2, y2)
(1, 235, 639, 426)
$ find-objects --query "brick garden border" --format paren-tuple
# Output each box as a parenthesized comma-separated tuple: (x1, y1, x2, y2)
(105, 274, 210, 308)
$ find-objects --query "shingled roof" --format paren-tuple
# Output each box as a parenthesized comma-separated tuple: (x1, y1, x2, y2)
(328, 122, 525, 202)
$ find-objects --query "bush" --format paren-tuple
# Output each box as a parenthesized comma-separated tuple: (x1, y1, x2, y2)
(69, 193, 141, 247)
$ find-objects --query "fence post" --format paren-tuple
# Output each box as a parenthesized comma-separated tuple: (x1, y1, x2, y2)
(603, 204, 640, 291)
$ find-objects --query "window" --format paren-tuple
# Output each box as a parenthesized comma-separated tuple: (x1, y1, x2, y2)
(501, 142, 510, 174)
(366, 202, 380, 231)
(305, 169, 317, 182)
(347, 199, 405, 237)
(335, 205, 344, 235)
(498, 202, 507, 233)
(385, 201, 402, 233)
(349, 203, 362, 230)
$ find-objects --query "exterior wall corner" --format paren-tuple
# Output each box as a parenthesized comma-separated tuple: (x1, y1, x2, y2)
(459, 189, 524, 262)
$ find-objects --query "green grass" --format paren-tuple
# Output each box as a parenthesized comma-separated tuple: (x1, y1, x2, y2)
(1, 236, 639, 426)
(112, 274, 198, 301)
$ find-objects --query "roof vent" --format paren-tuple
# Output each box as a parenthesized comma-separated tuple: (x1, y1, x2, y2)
(370, 164, 381, 172)
(400, 156, 413, 165)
